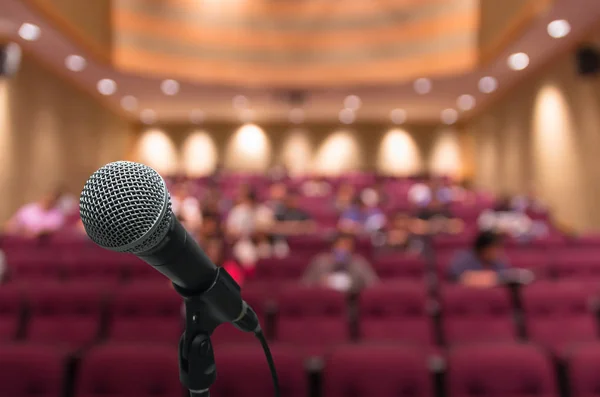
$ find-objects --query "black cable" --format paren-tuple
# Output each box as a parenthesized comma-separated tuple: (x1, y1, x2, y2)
(255, 330, 281, 397)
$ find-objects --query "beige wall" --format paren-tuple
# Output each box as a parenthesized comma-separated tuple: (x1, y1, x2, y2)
(469, 55, 600, 232)
(131, 123, 468, 179)
(0, 56, 133, 222)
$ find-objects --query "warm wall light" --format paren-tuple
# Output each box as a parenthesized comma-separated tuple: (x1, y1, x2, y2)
(136, 129, 178, 174)
(414, 78, 432, 94)
(225, 124, 271, 171)
(377, 128, 422, 176)
(161, 79, 180, 96)
(97, 79, 117, 96)
(314, 131, 361, 174)
(280, 129, 312, 175)
(430, 128, 462, 177)
(18, 23, 40, 41)
(508, 52, 530, 70)
(181, 131, 217, 176)
(65, 55, 86, 72)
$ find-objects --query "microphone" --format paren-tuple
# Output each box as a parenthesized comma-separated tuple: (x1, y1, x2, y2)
(79, 161, 259, 334)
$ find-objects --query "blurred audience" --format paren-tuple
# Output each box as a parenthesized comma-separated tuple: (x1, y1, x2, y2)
(272, 190, 315, 235)
(303, 233, 378, 292)
(334, 182, 356, 212)
(478, 195, 548, 241)
(449, 231, 509, 287)
(203, 236, 246, 286)
(171, 181, 202, 233)
(377, 211, 422, 254)
(338, 195, 385, 236)
(414, 197, 464, 236)
(3, 187, 68, 237)
(301, 176, 332, 197)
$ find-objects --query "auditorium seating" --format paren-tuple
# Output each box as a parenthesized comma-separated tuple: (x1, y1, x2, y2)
(212, 345, 307, 397)
(75, 344, 182, 397)
(567, 343, 600, 397)
(371, 254, 428, 281)
(440, 286, 516, 345)
(522, 281, 598, 354)
(25, 282, 104, 349)
(106, 282, 182, 344)
(0, 344, 66, 397)
(446, 343, 558, 397)
(358, 282, 434, 346)
(324, 345, 432, 397)
(0, 284, 22, 341)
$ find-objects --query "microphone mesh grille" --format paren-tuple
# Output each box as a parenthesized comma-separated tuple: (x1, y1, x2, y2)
(79, 161, 172, 253)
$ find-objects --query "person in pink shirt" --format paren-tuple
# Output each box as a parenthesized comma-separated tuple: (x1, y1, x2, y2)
(3, 188, 66, 237)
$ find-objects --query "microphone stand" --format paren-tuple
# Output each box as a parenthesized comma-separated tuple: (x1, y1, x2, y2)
(174, 268, 254, 397)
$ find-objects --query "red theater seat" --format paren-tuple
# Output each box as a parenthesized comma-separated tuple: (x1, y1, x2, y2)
(0, 285, 23, 341)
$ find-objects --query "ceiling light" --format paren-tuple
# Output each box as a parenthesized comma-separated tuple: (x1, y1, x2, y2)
(508, 52, 530, 70)
(413, 78, 432, 94)
(18, 23, 40, 41)
(140, 109, 156, 124)
(478, 76, 498, 94)
(441, 108, 458, 125)
(240, 108, 255, 123)
(65, 55, 86, 72)
(161, 79, 180, 96)
(390, 108, 407, 124)
(339, 108, 355, 124)
(233, 95, 249, 109)
(344, 95, 362, 110)
(457, 94, 476, 111)
(97, 79, 117, 96)
(289, 108, 305, 124)
(547, 19, 570, 38)
(120, 96, 138, 111)
(190, 109, 204, 124)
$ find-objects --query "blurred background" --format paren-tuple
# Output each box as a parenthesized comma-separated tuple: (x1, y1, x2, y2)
(1, 0, 600, 396)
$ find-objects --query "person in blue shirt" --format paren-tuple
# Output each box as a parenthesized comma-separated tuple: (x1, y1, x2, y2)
(449, 231, 509, 287)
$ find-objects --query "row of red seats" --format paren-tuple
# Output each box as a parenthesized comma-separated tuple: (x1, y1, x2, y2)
(3, 341, 600, 397)
(1, 281, 599, 355)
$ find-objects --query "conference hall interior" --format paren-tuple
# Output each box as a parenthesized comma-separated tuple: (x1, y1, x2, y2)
(2, 0, 600, 396)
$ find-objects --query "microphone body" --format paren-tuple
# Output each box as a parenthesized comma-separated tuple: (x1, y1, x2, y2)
(79, 161, 258, 334)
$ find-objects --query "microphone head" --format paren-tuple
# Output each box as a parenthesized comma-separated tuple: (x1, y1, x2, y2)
(79, 161, 172, 254)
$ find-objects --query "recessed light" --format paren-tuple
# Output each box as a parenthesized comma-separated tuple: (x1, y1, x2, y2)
(97, 79, 117, 96)
(457, 94, 476, 111)
(478, 76, 498, 94)
(414, 78, 432, 94)
(120, 96, 138, 111)
(190, 109, 204, 124)
(441, 108, 458, 125)
(161, 79, 180, 96)
(18, 23, 40, 41)
(390, 108, 407, 124)
(65, 55, 86, 72)
(140, 109, 156, 124)
(339, 108, 355, 124)
(547, 19, 570, 38)
(289, 108, 305, 124)
(508, 52, 529, 71)
(233, 95, 249, 109)
(344, 95, 361, 110)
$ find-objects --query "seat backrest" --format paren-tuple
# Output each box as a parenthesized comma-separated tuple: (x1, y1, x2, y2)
(325, 345, 432, 397)
(359, 283, 433, 345)
(0, 345, 65, 397)
(26, 283, 104, 347)
(76, 345, 181, 397)
(568, 343, 600, 397)
(212, 346, 307, 397)
(553, 250, 600, 281)
(0, 284, 23, 341)
(441, 286, 516, 344)
(522, 281, 597, 349)
(255, 257, 308, 281)
(108, 283, 182, 344)
(447, 343, 558, 397)
(276, 286, 349, 346)
(372, 255, 427, 281)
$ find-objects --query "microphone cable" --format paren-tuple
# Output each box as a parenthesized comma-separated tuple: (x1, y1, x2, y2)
(255, 329, 281, 397)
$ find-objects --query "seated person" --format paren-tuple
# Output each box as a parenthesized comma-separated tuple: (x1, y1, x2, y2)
(196, 212, 221, 245)
(302, 233, 378, 293)
(378, 212, 423, 254)
(478, 194, 547, 241)
(272, 190, 315, 236)
(360, 182, 388, 209)
(338, 196, 386, 235)
(171, 181, 202, 233)
(334, 182, 356, 212)
(448, 231, 509, 287)
(414, 197, 464, 235)
(265, 182, 288, 215)
(4, 187, 67, 237)
(267, 163, 289, 182)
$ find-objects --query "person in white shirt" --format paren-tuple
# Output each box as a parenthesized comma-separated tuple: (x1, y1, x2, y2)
(170, 182, 202, 234)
